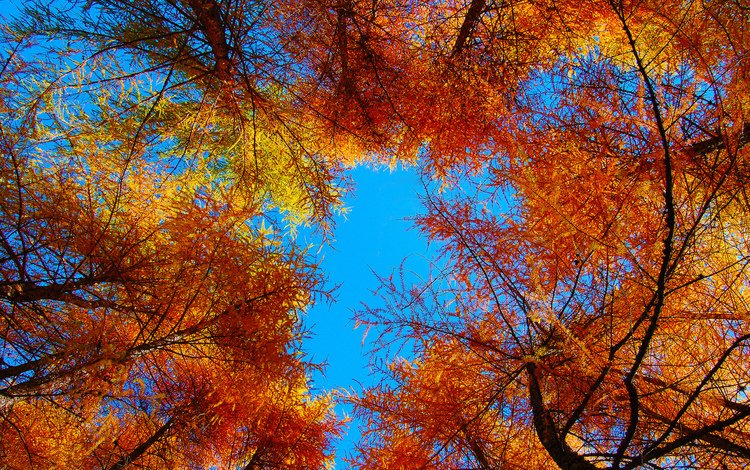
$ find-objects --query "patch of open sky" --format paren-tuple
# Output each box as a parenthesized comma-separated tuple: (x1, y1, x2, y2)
(296, 155, 520, 465)
(300, 163, 437, 465)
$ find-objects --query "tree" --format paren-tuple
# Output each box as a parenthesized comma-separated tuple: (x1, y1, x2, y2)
(352, 1, 750, 469)
(15, 0, 368, 228)
(5, 0, 750, 468)
(0, 8, 342, 469)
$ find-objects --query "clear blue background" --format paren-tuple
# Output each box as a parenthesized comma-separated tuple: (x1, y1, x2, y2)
(303, 165, 432, 467)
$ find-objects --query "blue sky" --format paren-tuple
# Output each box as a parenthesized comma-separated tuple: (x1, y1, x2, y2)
(302, 165, 433, 466)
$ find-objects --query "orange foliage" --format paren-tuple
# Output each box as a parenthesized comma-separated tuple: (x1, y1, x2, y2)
(3, 0, 750, 468)
(351, 1, 750, 469)
(0, 16, 341, 468)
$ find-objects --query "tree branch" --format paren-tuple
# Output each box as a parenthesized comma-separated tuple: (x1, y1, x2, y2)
(451, 0, 487, 57)
(109, 416, 174, 470)
(688, 122, 750, 156)
(185, 0, 232, 82)
(526, 362, 598, 470)
(611, 3, 677, 465)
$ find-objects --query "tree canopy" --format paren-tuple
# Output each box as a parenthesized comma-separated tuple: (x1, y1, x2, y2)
(2, 0, 749, 469)
(351, 1, 750, 469)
